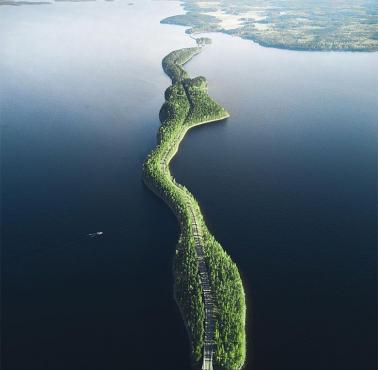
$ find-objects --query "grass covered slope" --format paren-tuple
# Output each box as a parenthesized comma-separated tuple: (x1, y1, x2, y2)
(143, 46, 246, 369)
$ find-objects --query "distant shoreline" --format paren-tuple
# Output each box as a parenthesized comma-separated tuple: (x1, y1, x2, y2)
(161, 0, 378, 53)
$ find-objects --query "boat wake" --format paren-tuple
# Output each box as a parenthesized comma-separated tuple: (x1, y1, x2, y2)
(88, 232, 103, 238)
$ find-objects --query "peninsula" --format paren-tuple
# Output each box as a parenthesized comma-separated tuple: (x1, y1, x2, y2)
(143, 46, 246, 370)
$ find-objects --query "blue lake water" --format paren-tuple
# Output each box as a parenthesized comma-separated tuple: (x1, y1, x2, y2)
(179, 34, 378, 370)
(1, 2, 194, 369)
(1, 1, 377, 370)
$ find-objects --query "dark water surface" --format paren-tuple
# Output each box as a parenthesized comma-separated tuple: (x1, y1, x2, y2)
(1, 2, 377, 370)
(1, 2, 194, 369)
(176, 34, 378, 370)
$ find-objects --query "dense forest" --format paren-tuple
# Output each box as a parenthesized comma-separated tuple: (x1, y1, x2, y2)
(143, 46, 246, 369)
(161, 0, 378, 52)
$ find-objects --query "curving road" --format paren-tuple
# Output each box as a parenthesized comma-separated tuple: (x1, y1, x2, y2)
(159, 116, 216, 369)
(160, 128, 215, 370)
(146, 48, 229, 370)
(188, 205, 215, 370)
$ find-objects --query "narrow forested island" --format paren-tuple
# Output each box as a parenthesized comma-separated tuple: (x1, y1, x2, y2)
(143, 47, 246, 370)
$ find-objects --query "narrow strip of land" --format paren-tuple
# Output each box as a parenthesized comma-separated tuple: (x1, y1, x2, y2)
(143, 46, 246, 370)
